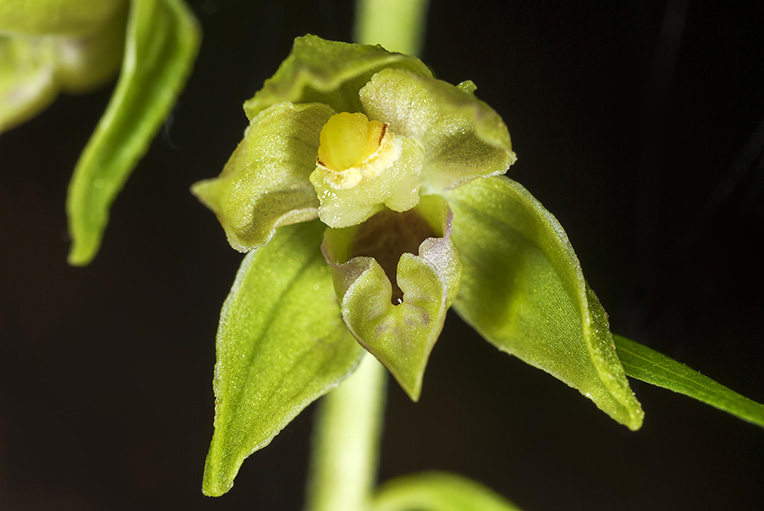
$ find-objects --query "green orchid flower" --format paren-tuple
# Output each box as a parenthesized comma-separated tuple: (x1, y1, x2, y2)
(194, 34, 644, 496)
(1, 0, 199, 265)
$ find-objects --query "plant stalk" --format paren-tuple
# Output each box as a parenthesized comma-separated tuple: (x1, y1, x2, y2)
(304, 4, 429, 510)
(305, 355, 387, 511)
(354, 0, 429, 55)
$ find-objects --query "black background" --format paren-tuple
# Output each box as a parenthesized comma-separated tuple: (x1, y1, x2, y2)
(2, 1, 764, 509)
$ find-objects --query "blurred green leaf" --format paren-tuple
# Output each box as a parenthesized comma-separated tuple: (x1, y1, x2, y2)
(203, 221, 364, 497)
(66, 0, 199, 265)
(614, 335, 764, 428)
(445, 176, 644, 430)
(372, 472, 524, 511)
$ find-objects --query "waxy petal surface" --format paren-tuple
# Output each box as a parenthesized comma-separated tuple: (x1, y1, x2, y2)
(243, 34, 433, 120)
(360, 69, 516, 191)
(445, 176, 643, 430)
(193, 102, 334, 251)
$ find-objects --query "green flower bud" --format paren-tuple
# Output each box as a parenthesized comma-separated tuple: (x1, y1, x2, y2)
(0, 0, 127, 133)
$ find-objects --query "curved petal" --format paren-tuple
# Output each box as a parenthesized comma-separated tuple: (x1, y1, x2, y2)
(203, 220, 364, 497)
(359, 68, 517, 191)
(445, 176, 644, 430)
(193, 102, 334, 252)
(243, 34, 433, 120)
(323, 196, 461, 400)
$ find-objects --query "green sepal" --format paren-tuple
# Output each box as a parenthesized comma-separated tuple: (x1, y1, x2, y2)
(0, 0, 126, 37)
(66, 0, 200, 265)
(614, 335, 764, 428)
(310, 137, 425, 228)
(445, 176, 644, 430)
(193, 102, 334, 251)
(323, 195, 461, 400)
(203, 221, 364, 497)
(243, 34, 433, 121)
(360, 68, 517, 191)
(372, 472, 524, 511)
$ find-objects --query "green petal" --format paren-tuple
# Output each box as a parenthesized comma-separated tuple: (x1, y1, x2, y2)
(310, 136, 425, 228)
(0, 0, 126, 37)
(359, 68, 517, 191)
(323, 196, 461, 400)
(243, 34, 433, 120)
(193, 102, 335, 251)
(445, 176, 644, 430)
(372, 472, 524, 511)
(614, 335, 764, 428)
(0, 35, 58, 133)
(203, 221, 364, 497)
(66, 0, 199, 265)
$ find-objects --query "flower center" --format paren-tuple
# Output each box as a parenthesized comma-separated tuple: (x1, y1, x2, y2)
(350, 208, 437, 305)
(316, 112, 400, 190)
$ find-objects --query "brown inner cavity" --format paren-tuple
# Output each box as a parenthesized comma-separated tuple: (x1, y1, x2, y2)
(350, 209, 437, 305)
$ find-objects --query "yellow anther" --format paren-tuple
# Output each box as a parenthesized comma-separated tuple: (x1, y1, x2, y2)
(316, 112, 400, 189)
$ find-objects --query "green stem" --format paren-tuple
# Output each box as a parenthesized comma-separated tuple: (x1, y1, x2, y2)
(354, 0, 429, 55)
(304, 5, 429, 510)
(305, 355, 387, 511)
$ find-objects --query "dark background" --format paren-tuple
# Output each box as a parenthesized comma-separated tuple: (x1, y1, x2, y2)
(2, 0, 764, 509)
